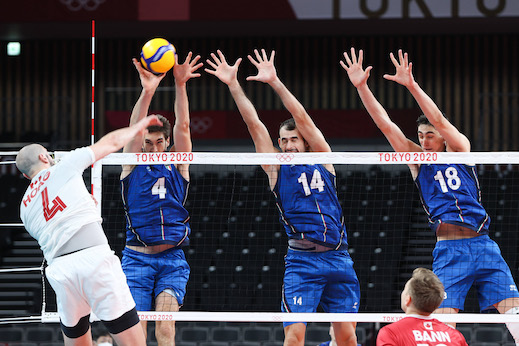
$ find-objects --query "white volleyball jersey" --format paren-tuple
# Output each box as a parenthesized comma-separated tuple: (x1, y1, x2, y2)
(19, 147, 103, 261)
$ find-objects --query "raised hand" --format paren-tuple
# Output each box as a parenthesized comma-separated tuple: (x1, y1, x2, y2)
(246, 49, 277, 84)
(340, 48, 372, 88)
(383, 49, 416, 87)
(204, 50, 242, 86)
(173, 52, 203, 86)
(133, 58, 166, 92)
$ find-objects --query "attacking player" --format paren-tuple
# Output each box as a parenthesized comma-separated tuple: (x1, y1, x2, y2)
(120, 52, 202, 345)
(16, 115, 162, 346)
(342, 47, 519, 342)
(206, 49, 360, 346)
(377, 268, 468, 346)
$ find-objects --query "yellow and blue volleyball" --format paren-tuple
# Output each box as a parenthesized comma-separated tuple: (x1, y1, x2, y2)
(140, 38, 176, 74)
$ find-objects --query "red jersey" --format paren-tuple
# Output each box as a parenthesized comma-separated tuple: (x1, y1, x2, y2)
(377, 315, 468, 346)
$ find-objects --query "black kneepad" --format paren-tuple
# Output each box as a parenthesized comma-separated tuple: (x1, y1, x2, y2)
(103, 307, 140, 334)
(61, 314, 91, 339)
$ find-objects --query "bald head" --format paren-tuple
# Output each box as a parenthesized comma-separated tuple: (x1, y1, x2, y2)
(16, 144, 49, 179)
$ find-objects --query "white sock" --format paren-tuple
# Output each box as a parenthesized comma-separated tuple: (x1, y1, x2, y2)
(505, 307, 519, 345)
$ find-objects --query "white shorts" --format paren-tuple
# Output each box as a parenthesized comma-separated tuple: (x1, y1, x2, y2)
(46, 244, 136, 327)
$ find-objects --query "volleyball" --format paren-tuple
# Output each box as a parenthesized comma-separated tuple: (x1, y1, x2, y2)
(140, 38, 176, 74)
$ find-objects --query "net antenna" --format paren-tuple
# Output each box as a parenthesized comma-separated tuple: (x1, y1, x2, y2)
(90, 20, 102, 213)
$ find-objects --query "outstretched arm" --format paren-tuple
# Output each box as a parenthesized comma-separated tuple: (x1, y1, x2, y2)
(172, 52, 202, 154)
(247, 49, 331, 153)
(341, 48, 420, 153)
(123, 59, 167, 154)
(91, 116, 162, 161)
(172, 52, 203, 181)
(383, 49, 470, 152)
(205, 50, 276, 154)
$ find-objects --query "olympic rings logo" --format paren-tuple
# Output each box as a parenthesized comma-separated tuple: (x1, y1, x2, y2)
(59, 0, 106, 11)
(276, 153, 294, 162)
(190, 116, 213, 134)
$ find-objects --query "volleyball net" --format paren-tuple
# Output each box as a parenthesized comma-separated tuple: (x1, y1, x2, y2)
(1, 151, 519, 325)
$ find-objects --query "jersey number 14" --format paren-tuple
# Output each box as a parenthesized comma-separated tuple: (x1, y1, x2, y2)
(298, 170, 325, 196)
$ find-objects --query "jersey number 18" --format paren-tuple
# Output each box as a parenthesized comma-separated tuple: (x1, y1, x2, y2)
(434, 167, 461, 193)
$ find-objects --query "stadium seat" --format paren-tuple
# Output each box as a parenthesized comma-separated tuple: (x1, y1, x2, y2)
(474, 326, 505, 343)
(456, 325, 473, 343)
(26, 326, 56, 342)
(305, 325, 331, 344)
(356, 325, 367, 344)
(243, 326, 272, 342)
(180, 326, 210, 343)
(211, 326, 241, 342)
(0, 327, 23, 342)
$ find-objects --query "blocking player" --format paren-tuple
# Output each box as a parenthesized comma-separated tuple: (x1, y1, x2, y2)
(16, 115, 162, 346)
(206, 49, 360, 346)
(120, 52, 202, 345)
(377, 268, 468, 346)
(342, 47, 519, 341)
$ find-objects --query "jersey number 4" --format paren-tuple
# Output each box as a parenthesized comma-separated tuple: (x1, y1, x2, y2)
(42, 187, 67, 221)
(152, 177, 167, 199)
(298, 170, 325, 196)
(434, 167, 461, 193)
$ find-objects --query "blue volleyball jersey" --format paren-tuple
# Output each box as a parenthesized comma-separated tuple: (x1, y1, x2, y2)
(121, 165, 190, 246)
(415, 163, 490, 234)
(273, 164, 347, 248)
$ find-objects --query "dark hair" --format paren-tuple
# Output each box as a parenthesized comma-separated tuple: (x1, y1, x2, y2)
(279, 118, 296, 131)
(416, 113, 449, 127)
(416, 114, 431, 126)
(147, 114, 171, 140)
(408, 267, 444, 313)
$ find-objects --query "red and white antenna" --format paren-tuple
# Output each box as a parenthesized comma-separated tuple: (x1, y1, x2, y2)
(91, 20, 95, 147)
(90, 20, 102, 212)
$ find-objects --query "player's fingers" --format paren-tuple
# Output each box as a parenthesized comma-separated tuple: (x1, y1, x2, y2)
(342, 52, 352, 66)
(204, 68, 216, 75)
(247, 54, 258, 66)
(269, 50, 276, 62)
(383, 73, 395, 81)
(206, 59, 217, 69)
(234, 57, 243, 67)
(350, 47, 357, 64)
(389, 52, 399, 67)
(217, 50, 227, 64)
(190, 54, 201, 65)
(192, 62, 204, 72)
(254, 49, 262, 62)
(210, 52, 221, 65)
(398, 49, 404, 63)
(358, 49, 364, 65)
(183, 51, 193, 64)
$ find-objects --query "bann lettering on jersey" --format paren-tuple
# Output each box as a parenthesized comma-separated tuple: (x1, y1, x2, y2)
(412, 321, 452, 343)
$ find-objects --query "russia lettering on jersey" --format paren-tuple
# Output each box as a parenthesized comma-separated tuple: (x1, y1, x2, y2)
(272, 164, 346, 248)
(121, 164, 191, 247)
(377, 316, 468, 346)
(415, 163, 490, 234)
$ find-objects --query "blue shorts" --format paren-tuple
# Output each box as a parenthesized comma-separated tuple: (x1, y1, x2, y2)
(433, 234, 519, 311)
(121, 247, 190, 311)
(281, 249, 360, 327)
